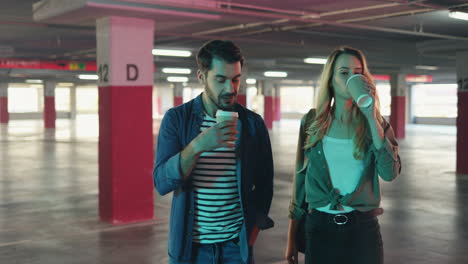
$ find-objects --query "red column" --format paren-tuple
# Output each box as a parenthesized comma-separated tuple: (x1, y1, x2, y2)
(153, 86, 162, 116)
(390, 74, 406, 139)
(390, 96, 405, 138)
(237, 95, 247, 107)
(263, 81, 274, 129)
(97, 16, 154, 224)
(155, 96, 162, 115)
(275, 96, 281, 121)
(456, 51, 468, 175)
(44, 81, 56, 129)
(0, 83, 8, 124)
(264, 97, 274, 129)
(173, 83, 183, 107)
(274, 84, 281, 121)
(237, 84, 246, 107)
(457, 91, 468, 174)
(174, 97, 183, 106)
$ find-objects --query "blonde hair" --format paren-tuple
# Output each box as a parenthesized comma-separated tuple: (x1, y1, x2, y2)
(304, 46, 383, 159)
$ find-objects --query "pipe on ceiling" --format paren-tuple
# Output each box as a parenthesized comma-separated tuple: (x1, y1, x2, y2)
(193, 2, 403, 36)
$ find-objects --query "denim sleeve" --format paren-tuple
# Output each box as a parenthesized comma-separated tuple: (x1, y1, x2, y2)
(371, 119, 402, 182)
(152, 108, 184, 195)
(288, 114, 308, 220)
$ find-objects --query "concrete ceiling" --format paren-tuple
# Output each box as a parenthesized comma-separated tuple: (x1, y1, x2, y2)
(1, 0, 468, 84)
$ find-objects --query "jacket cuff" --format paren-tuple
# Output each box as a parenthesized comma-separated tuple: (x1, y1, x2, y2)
(166, 152, 184, 182)
(255, 212, 275, 230)
(372, 136, 399, 162)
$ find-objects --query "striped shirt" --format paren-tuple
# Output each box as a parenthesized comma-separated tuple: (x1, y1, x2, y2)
(192, 114, 243, 244)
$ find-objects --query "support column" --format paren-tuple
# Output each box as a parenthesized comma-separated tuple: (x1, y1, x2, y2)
(314, 80, 321, 105)
(153, 85, 162, 116)
(44, 81, 56, 128)
(97, 16, 154, 224)
(173, 83, 183, 107)
(0, 83, 8, 124)
(274, 84, 281, 122)
(456, 51, 468, 175)
(263, 81, 274, 130)
(238, 66, 249, 107)
(389, 73, 406, 139)
(70, 85, 77, 120)
(237, 84, 247, 107)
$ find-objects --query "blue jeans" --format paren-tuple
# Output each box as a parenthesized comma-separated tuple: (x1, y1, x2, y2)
(192, 239, 245, 264)
(305, 210, 384, 264)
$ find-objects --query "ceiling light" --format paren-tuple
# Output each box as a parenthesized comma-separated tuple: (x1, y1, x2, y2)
(246, 78, 256, 84)
(57, 82, 75, 86)
(264, 71, 288, 77)
(153, 49, 192, 57)
(162, 68, 191, 74)
(449, 11, 468, 21)
(415, 65, 438, 71)
(280, 80, 304, 84)
(25, 79, 43, 84)
(167, 76, 189, 82)
(78, 74, 99, 80)
(304, 58, 327, 64)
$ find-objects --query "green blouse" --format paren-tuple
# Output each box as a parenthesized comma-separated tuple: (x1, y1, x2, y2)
(289, 109, 401, 220)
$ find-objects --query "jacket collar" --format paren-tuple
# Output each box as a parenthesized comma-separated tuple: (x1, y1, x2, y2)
(192, 93, 205, 116)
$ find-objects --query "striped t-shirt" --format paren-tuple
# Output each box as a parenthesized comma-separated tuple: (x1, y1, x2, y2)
(192, 114, 244, 244)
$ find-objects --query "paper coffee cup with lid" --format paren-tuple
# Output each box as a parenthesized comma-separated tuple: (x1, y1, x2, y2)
(346, 74, 373, 108)
(216, 110, 239, 123)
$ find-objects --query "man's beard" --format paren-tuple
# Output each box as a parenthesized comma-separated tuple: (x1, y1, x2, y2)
(206, 85, 236, 111)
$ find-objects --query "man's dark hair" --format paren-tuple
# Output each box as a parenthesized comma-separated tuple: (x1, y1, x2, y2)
(196, 40, 244, 73)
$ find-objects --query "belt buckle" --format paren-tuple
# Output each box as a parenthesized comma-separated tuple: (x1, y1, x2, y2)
(333, 214, 348, 225)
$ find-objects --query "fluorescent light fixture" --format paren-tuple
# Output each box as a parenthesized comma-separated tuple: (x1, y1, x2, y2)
(304, 58, 327, 64)
(167, 76, 189, 82)
(449, 11, 468, 21)
(78, 74, 99, 80)
(57, 82, 75, 86)
(25, 79, 43, 84)
(415, 65, 438, 71)
(280, 79, 304, 84)
(152, 49, 192, 57)
(162, 68, 192, 74)
(264, 71, 288, 77)
(246, 78, 256, 84)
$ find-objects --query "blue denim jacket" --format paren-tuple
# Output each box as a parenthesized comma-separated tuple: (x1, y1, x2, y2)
(153, 94, 274, 263)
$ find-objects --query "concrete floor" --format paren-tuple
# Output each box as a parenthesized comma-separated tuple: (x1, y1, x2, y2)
(0, 115, 467, 264)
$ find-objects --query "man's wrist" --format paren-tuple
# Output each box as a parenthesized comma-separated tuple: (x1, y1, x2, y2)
(190, 138, 204, 156)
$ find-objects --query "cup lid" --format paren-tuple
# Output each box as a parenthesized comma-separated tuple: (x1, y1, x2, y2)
(216, 110, 239, 117)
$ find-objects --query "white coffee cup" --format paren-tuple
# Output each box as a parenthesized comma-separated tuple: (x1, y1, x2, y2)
(216, 110, 239, 145)
(216, 110, 239, 123)
(346, 74, 373, 108)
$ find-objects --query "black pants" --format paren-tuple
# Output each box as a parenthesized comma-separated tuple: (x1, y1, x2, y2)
(305, 210, 384, 264)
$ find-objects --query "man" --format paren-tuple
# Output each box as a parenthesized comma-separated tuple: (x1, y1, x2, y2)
(153, 40, 274, 264)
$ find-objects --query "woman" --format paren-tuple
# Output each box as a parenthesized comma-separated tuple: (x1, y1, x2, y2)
(285, 46, 401, 264)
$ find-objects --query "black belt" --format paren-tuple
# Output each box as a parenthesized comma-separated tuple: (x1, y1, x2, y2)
(308, 209, 376, 225)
